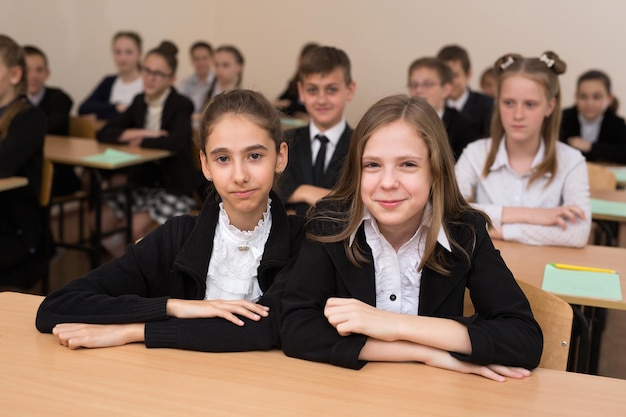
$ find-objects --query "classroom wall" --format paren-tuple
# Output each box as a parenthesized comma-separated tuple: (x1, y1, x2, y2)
(3, 0, 626, 126)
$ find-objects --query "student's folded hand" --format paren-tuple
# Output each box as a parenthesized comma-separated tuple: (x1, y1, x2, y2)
(530, 205, 586, 229)
(52, 323, 144, 349)
(166, 298, 270, 326)
(324, 297, 398, 341)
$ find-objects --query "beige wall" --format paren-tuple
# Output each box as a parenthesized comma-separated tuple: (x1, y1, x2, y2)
(2, 0, 625, 125)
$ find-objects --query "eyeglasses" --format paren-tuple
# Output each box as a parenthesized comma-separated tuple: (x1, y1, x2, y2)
(141, 67, 172, 79)
(407, 81, 440, 90)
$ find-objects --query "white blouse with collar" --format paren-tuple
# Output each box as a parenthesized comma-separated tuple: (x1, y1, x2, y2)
(205, 199, 272, 301)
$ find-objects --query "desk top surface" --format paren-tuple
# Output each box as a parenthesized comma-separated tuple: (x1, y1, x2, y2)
(1, 291, 625, 417)
(45, 135, 172, 169)
(494, 240, 626, 310)
(590, 189, 626, 222)
(0, 176, 28, 192)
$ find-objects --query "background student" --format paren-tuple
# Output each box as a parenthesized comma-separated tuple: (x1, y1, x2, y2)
(281, 95, 542, 381)
(407, 57, 480, 160)
(0, 35, 48, 289)
(78, 31, 143, 120)
(23, 45, 81, 197)
(178, 41, 215, 117)
(455, 51, 591, 247)
(278, 45, 356, 215)
(437, 44, 494, 137)
(96, 40, 196, 257)
(561, 70, 626, 164)
(36, 89, 304, 352)
(480, 67, 497, 99)
(205, 45, 244, 102)
(274, 42, 319, 118)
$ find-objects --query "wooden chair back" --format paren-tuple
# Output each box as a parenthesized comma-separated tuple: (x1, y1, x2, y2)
(587, 162, 617, 190)
(464, 280, 573, 371)
(40, 159, 54, 207)
(69, 116, 98, 139)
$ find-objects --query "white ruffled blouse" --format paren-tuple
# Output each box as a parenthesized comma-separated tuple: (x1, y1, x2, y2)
(205, 199, 272, 302)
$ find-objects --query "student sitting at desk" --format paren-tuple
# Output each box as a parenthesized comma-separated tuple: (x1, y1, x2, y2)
(455, 51, 591, 247)
(178, 41, 215, 117)
(23, 45, 81, 196)
(561, 70, 626, 164)
(205, 45, 244, 104)
(277, 45, 356, 216)
(78, 31, 143, 120)
(0, 35, 48, 289)
(96, 41, 196, 257)
(407, 57, 480, 160)
(274, 42, 319, 118)
(36, 90, 304, 353)
(281, 95, 542, 381)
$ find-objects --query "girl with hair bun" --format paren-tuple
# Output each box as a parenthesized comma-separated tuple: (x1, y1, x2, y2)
(96, 40, 198, 257)
(455, 51, 591, 247)
(78, 31, 144, 119)
(561, 69, 626, 164)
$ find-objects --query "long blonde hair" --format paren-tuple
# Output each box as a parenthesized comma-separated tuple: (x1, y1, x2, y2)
(0, 34, 29, 142)
(309, 94, 488, 275)
(485, 51, 567, 186)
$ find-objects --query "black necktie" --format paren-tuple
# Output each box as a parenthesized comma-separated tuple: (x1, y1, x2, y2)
(313, 134, 329, 185)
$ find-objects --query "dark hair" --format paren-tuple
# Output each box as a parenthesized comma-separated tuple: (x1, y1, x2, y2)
(437, 44, 471, 74)
(147, 40, 179, 74)
(408, 57, 453, 85)
(309, 94, 486, 273)
(577, 69, 618, 113)
(480, 67, 496, 86)
(23, 45, 48, 67)
(487, 51, 567, 187)
(298, 45, 352, 85)
(190, 41, 213, 56)
(0, 34, 30, 142)
(285, 42, 319, 98)
(112, 31, 142, 52)
(199, 89, 282, 152)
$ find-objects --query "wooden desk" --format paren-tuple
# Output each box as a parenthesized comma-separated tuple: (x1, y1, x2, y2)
(0, 176, 27, 192)
(1, 292, 625, 417)
(45, 135, 172, 267)
(494, 240, 626, 310)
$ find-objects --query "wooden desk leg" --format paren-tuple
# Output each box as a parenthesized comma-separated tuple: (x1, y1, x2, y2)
(619, 223, 626, 248)
(89, 169, 103, 269)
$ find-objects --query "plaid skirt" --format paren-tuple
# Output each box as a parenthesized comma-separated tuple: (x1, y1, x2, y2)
(107, 187, 195, 225)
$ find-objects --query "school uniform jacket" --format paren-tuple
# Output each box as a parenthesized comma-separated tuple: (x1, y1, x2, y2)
(560, 106, 626, 164)
(460, 90, 494, 138)
(97, 87, 198, 195)
(281, 202, 543, 370)
(442, 107, 481, 160)
(278, 124, 352, 215)
(36, 191, 305, 352)
(78, 75, 120, 120)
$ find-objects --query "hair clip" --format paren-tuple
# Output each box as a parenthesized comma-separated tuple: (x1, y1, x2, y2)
(539, 53, 555, 68)
(500, 56, 515, 71)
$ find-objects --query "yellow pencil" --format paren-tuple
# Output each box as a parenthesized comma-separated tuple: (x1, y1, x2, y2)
(550, 263, 616, 274)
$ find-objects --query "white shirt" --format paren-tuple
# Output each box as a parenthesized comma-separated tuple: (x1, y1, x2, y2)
(28, 88, 45, 106)
(205, 199, 272, 301)
(144, 89, 170, 131)
(110, 76, 143, 106)
(178, 71, 215, 113)
(309, 119, 347, 170)
(349, 205, 451, 315)
(455, 137, 591, 247)
(447, 88, 470, 111)
(578, 113, 603, 143)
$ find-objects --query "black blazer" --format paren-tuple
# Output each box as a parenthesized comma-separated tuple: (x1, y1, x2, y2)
(281, 203, 542, 370)
(97, 88, 198, 195)
(560, 106, 626, 164)
(460, 90, 494, 138)
(278, 124, 352, 215)
(36, 87, 81, 196)
(442, 107, 481, 160)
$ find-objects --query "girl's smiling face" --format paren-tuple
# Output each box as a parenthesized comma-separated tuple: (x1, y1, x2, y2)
(200, 114, 287, 231)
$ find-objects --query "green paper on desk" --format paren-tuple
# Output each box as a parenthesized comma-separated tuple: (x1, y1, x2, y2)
(83, 148, 142, 164)
(590, 198, 626, 217)
(607, 167, 626, 183)
(542, 264, 622, 300)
